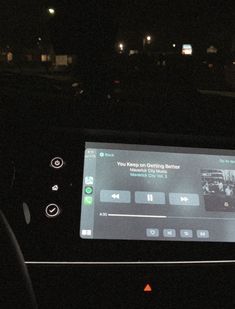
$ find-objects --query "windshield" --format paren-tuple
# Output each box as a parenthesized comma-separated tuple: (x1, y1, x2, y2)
(1, 1, 235, 111)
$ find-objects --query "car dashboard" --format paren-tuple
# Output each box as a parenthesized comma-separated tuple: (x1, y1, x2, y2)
(2, 125, 235, 308)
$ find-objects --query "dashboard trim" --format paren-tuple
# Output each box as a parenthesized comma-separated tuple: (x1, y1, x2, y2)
(25, 260, 235, 265)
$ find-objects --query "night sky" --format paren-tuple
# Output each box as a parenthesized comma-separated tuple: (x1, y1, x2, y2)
(1, 1, 235, 54)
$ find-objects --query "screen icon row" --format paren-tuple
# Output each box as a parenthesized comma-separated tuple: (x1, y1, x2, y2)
(146, 228, 209, 239)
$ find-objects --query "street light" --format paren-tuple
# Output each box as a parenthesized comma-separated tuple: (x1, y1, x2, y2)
(118, 42, 124, 52)
(48, 8, 55, 15)
(143, 35, 152, 52)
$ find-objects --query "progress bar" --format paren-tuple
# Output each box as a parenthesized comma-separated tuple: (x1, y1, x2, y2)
(108, 214, 167, 218)
(107, 214, 235, 220)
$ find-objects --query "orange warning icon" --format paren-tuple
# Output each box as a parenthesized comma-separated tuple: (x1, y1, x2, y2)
(144, 284, 152, 292)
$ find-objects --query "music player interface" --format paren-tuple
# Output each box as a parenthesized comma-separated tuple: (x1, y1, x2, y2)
(80, 142, 235, 242)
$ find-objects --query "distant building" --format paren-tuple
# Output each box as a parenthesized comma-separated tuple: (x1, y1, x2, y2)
(207, 46, 218, 54)
(54, 54, 76, 66)
(0, 47, 14, 62)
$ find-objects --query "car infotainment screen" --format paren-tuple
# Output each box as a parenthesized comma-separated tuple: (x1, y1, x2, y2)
(80, 142, 235, 242)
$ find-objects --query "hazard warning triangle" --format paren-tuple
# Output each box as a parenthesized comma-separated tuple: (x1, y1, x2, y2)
(144, 284, 152, 292)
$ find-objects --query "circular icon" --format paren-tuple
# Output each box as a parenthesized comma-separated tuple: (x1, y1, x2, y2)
(85, 186, 93, 195)
(50, 157, 64, 169)
(45, 204, 61, 218)
(99, 152, 104, 157)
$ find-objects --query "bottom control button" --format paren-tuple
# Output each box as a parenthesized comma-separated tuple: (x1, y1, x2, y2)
(45, 204, 61, 218)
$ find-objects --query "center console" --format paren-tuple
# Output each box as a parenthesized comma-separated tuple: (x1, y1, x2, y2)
(9, 129, 235, 263)
(81, 142, 235, 243)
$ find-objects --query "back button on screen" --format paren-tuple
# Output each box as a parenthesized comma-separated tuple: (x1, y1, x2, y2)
(100, 190, 131, 203)
(163, 229, 176, 238)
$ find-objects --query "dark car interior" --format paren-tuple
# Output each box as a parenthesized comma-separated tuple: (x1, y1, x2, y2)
(2, 1, 235, 308)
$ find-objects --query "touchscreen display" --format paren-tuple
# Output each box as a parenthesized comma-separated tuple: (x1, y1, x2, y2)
(80, 142, 235, 242)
